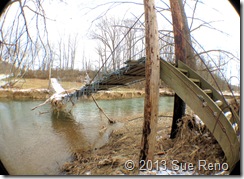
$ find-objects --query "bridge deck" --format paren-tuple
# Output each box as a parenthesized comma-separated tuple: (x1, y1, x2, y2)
(74, 57, 147, 98)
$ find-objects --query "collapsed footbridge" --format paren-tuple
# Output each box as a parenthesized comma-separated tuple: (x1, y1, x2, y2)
(51, 57, 240, 170)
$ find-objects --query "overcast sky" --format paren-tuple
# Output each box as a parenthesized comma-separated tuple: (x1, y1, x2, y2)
(44, 0, 240, 52)
(1, 0, 240, 85)
(42, 0, 240, 85)
(44, 0, 240, 47)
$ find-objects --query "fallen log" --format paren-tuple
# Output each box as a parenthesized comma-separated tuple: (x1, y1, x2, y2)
(32, 78, 78, 112)
(31, 78, 116, 123)
(0, 73, 14, 88)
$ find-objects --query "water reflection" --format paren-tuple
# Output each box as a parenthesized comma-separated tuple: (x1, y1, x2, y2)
(51, 110, 91, 152)
(0, 96, 173, 175)
(51, 108, 124, 153)
(0, 100, 72, 175)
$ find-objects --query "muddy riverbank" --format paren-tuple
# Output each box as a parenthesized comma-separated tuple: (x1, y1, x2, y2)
(0, 87, 239, 101)
(61, 113, 227, 175)
(0, 88, 175, 100)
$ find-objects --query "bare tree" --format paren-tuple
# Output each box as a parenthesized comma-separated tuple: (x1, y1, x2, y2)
(169, 0, 196, 138)
(54, 33, 78, 70)
(159, 32, 174, 63)
(90, 17, 123, 72)
(90, 15, 146, 76)
(69, 34, 78, 70)
(0, 0, 51, 86)
(95, 43, 108, 74)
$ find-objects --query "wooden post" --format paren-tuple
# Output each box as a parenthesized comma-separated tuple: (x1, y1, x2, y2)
(170, 94, 186, 138)
(169, 0, 195, 69)
(169, 0, 194, 138)
(140, 0, 160, 162)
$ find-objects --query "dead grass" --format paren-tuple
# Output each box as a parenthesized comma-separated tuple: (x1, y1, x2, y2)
(61, 113, 227, 175)
(156, 115, 226, 175)
(13, 78, 83, 90)
(12, 78, 136, 91)
(60, 81, 84, 90)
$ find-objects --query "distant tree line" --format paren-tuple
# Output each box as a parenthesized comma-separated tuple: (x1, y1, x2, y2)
(0, 0, 240, 90)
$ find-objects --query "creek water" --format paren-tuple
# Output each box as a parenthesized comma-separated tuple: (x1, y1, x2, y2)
(0, 96, 173, 175)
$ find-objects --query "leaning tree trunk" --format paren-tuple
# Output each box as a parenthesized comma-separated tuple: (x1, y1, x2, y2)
(169, 0, 195, 138)
(139, 0, 160, 163)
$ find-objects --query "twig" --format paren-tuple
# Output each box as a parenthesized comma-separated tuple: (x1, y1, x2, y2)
(91, 94, 115, 124)
(159, 114, 173, 118)
(31, 98, 50, 110)
(128, 114, 172, 122)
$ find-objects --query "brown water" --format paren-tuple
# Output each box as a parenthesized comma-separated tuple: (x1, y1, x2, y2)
(0, 97, 173, 175)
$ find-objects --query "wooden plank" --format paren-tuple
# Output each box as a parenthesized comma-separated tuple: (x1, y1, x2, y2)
(100, 73, 130, 84)
(215, 100, 223, 107)
(124, 65, 145, 74)
(112, 78, 136, 85)
(203, 89, 213, 98)
(178, 60, 240, 127)
(177, 68, 188, 75)
(160, 59, 240, 170)
(122, 77, 145, 83)
(98, 70, 145, 86)
(126, 67, 146, 75)
(189, 78, 200, 84)
(126, 70, 145, 77)
(203, 89, 212, 94)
